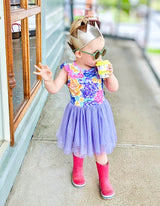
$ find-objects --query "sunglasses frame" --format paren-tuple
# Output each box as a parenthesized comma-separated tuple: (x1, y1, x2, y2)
(74, 48, 106, 60)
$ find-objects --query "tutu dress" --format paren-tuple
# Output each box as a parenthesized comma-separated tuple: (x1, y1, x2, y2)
(56, 62, 117, 157)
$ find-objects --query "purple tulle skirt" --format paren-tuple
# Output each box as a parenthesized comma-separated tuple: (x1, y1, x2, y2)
(56, 99, 117, 157)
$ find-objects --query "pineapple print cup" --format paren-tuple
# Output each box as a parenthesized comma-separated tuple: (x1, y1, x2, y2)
(96, 60, 111, 79)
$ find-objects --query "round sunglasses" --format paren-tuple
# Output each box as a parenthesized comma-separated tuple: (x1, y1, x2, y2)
(75, 48, 106, 60)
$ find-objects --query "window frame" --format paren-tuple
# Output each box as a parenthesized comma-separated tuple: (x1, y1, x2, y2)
(4, 0, 42, 146)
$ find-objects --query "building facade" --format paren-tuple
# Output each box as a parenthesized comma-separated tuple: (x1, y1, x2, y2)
(0, 0, 65, 205)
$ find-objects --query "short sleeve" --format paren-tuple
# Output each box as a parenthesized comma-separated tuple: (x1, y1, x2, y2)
(60, 62, 70, 73)
(60, 62, 66, 69)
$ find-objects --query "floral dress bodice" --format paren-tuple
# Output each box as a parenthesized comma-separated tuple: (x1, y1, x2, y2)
(61, 62, 105, 107)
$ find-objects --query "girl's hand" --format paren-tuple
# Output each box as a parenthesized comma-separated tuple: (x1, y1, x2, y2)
(104, 63, 119, 92)
(107, 63, 113, 76)
(34, 63, 53, 81)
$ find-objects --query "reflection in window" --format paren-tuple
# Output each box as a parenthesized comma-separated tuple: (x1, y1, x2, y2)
(12, 21, 24, 115)
(28, 0, 36, 7)
(29, 15, 37, 88)
(10, 0, 20, 10)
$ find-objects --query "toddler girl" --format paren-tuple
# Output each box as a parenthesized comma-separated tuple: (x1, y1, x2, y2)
(34, 16, 119, 199)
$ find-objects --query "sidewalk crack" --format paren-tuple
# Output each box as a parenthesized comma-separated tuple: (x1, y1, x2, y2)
(117, 143, 160, 149)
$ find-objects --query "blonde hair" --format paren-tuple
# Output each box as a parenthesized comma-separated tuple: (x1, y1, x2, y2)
(70, 17, 88, 39)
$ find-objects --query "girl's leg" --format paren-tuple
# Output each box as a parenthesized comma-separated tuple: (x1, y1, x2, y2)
(95, 153, 108, 165)
(95, 153, 115, 199)
(72, 154, 86, 188)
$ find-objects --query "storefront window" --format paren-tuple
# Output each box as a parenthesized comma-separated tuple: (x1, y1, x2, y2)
(5, 0, 41, 144)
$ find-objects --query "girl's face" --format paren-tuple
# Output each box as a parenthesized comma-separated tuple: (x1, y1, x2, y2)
(76, 36, 105, 68)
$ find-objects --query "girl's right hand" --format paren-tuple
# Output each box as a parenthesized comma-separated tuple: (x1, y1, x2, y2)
(34, 63, 53, 81)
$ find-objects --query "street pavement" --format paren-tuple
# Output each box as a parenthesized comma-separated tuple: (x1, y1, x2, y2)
(5, 37, 160, 206)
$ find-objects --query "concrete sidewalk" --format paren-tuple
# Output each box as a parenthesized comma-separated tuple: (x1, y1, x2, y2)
(5, 38, 160, 206)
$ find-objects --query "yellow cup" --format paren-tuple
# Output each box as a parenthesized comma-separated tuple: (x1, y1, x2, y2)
(96, 60, 111, 79)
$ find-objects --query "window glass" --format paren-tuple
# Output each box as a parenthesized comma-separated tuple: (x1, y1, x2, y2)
(12, 21, 24, 115)
(10, 0, 20, 10)
(28, 0, 36, 7)
(29, 15, 37, 88)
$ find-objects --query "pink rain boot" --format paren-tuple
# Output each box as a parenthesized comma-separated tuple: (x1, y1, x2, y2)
(96, 161, 115, 199)
(72, 154, 86, 188)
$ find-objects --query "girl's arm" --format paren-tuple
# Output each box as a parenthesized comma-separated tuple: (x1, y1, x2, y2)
(103, 64, 119, 92)
(34, 63, 68, 94)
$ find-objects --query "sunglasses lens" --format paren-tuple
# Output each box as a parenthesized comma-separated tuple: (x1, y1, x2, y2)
(95, 51, 100, 60)
(102, 49, 106, 56)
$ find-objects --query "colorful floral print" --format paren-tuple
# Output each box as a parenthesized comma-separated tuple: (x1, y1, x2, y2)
(94, 90, 104, 104)
(61, 62, 105, 107)
(69, 79, 82, 97)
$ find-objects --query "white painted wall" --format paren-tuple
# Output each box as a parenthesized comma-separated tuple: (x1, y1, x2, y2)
(0, 0, 10, 142)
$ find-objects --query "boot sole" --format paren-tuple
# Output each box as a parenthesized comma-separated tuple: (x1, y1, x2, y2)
(101, 192, 115, 199)
(72, 179, 86, 188)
